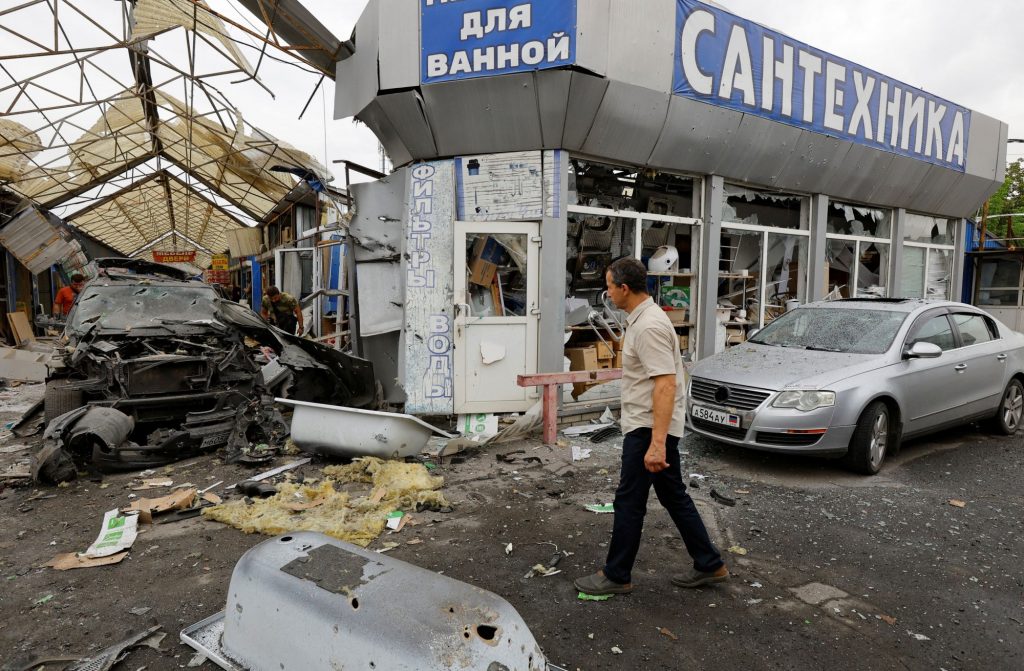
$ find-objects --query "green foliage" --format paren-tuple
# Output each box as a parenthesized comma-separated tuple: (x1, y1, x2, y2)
(983, 159, 1024, 239)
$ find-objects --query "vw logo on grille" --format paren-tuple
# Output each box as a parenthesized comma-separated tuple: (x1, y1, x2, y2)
(714, 386, 730, 403)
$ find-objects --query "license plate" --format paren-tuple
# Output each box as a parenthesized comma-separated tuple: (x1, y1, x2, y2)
(200, 431, 231, 448)
(691, 405, 740, 428)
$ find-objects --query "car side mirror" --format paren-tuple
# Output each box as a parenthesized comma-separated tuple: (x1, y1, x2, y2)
(905, 341, 942, 359)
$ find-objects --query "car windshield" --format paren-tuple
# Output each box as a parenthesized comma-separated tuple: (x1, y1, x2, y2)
(748, 307, 908, 354)
(68, 283, 220, 333)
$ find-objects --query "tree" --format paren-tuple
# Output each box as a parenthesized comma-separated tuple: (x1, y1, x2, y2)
(982, 159, 1024, 241)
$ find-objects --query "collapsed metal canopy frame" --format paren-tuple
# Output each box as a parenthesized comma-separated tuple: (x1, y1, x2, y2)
(0, 0, 337, 267)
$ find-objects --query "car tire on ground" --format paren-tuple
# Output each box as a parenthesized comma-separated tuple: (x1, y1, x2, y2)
(44, 380, 85, 425)
(844, 400, 892, 475)
(990, 378, 1023, 436)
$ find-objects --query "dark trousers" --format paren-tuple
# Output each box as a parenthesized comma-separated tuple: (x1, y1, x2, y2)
(274, 313, 297, 334)
(603, 427, 724, 584)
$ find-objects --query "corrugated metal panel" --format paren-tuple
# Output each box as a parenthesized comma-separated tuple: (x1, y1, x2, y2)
(574, 0, 610, 76)
(378, 0, 419, 91)
(421, 74, 543, 157)
(377, 91, 438, 161)
(334, 0, 380, 119)
(712, 113, 804, 186)
(349, 175, 406, 263)
(536, 70, 572, 149)
(562, 72, 609, 150)
(359, 99, 414, 168)
(580, 81, 669, 166)
(648, 96, 743, 175)
(0, 207, 79, 274)
(964, 111, 1007, 182)
(605, 0, 674, 92)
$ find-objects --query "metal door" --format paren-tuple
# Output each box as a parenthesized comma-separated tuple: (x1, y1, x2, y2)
(453, 222, 540, 414)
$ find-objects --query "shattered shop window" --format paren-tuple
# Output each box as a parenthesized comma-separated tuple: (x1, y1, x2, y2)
(569, 158, 696, 216)
(904, 213, 952, 245)
(465, 233, 528, 317)
(827, 202, 892, 238)
(722, 184, 807, 229)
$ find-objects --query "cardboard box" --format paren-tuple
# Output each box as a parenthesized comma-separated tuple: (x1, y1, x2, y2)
(666, 308, 688, 325)
(594, 341, 614, 360)
(468, 236, 502, 286)
(613, 351, 623, 368)
(566, 346, 600, 371)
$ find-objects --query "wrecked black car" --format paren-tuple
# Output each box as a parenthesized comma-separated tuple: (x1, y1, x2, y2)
(37, 258, 375, 480)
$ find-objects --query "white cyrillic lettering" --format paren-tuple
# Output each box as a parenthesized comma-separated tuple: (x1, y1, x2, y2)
(427, 54, 448, 78)
(847, 71, 874, 139)
(946, 110, 966, 166)
(522, 40, 543, 65)
(823, 61, 846, 131)
(900, 91, 926, 153)
(718, 24, 755, 105)
(460, 12, 483, 40)
(547, 32, 570, 62)
(797, 50, 822, 123)
(411, 164, 436, 180)
(925, 100, 947, 159)
(680, 9, 715, 96)
(496, 44, 519, 68)
(875, 82, 901, 146)
(484, 8, 507, 33)
(449, 50, 472, 75)
(473, 47, 495, 71)
(509, 4, 531, 29)
(760, 38, 793, 116)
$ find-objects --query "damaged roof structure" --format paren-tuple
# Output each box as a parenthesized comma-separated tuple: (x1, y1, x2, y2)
(0, 0, 334, 268)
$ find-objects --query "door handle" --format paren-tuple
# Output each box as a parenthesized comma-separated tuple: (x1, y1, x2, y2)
(996, 354, 1007, 362)
(953, 363, 967, 371)
(455, 302, 472, 317)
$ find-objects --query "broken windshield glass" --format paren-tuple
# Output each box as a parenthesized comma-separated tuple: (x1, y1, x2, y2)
(68, 284, 220, 333)
(749, 308, 907, 354)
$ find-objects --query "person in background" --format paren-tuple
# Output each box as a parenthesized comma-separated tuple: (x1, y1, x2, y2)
(230, 284, 242, 303)
(574, 257, 727, 596)
(260, 285, 303, 335)
(52, 273, 85, 319)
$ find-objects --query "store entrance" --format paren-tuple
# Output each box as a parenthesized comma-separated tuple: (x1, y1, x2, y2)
(453, 221, 540, 414)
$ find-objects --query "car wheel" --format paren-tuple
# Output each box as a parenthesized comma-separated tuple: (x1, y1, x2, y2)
(991, 379, 1024, 435)
(844, 401, 892, 475)
(44, 380, 85, 425)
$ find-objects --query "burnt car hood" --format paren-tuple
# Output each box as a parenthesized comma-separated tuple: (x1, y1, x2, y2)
(690, 342, 885, 391)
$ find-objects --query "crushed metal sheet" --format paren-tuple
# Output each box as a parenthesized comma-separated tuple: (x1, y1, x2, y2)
(203, 459, 449, 547)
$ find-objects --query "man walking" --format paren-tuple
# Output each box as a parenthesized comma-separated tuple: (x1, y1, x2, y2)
(53, 273, 85, 319)
(260, 286, 303, 335)
(574, 257, 727, 595)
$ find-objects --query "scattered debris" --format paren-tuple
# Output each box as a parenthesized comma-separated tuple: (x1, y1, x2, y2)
(577, 592, 613, 601)
(386, 510, 406, 531)
(734, 489, 750, 495)
(709, 489, 736, 507)
(130, 606, 152, 616)
(588, 425, 621, 443)
(125, 488, 197, 524)
(187, 652, 208, 667)
(205, 458, 449, 547)
(525, 564, 561, 578)
(611, 646, 623, 654)
(46, 552, 128, 571)
(584, 503, 614, 514)
(65, 625, 163, 671)
(132, 478, 173, 491)
(571, 445, 592, 461)
(505, 543, 513, 556)
(562, 423, 613, 436)
(226, 458, 311, 490)
(85, 509, 139, 558)
(658, 627, 678, 641)
(948, 499, 966, 508)
(33, 594, 54, 606)
(727, 545, 748, 556)
(879, 614, 897, 625)
(907, 631, 931, 641)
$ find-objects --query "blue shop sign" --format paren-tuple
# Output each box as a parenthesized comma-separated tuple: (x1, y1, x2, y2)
(673, 0, 969, 171)
(421, 0, 576, 84)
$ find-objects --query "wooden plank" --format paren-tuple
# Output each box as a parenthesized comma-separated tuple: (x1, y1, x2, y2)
(517, 369, 623, 387)
(6, 311, 35, 345)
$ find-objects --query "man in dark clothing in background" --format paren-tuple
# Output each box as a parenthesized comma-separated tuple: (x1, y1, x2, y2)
(260, 285, 303, 335)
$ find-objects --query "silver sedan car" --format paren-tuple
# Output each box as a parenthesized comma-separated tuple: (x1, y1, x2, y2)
(687, 299, 1024, 474)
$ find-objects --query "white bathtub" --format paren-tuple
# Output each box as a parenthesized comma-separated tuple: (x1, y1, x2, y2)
(276, 399, 453, 459)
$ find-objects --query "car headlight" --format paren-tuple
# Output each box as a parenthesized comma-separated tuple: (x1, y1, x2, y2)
(772, 390, 836, 411)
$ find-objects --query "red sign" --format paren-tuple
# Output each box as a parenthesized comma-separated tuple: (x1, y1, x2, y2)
(204, 269, 230, 286)
(152, 250, 196, 263)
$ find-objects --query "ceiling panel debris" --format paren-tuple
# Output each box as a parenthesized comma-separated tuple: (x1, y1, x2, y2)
(0, 0, 336, 262)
